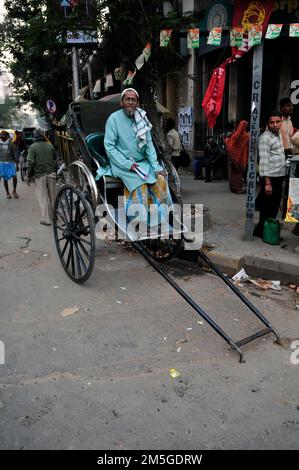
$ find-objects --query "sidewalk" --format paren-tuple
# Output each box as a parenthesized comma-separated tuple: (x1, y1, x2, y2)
(179, 172, 299, 284)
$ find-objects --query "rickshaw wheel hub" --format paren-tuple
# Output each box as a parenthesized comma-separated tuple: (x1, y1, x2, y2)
(64, 224, 75, 241)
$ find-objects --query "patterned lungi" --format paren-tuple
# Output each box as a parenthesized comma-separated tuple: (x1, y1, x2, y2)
(124, 175, 173, 226)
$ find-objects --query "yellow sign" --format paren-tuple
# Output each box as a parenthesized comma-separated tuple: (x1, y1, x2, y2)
(242, 2, 266, 32)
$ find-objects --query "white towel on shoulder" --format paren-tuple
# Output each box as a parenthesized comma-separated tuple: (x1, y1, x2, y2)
(133, 107, 152, 149)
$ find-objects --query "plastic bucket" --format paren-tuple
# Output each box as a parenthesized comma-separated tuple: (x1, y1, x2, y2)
(263, 218, 280, 245)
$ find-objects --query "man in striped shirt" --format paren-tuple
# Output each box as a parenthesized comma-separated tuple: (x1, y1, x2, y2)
(253, 111, 286, 238)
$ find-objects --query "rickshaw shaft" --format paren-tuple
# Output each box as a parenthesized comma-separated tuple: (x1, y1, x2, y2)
(134, 242, 244, 362)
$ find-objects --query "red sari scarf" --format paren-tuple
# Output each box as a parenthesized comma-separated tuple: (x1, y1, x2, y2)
(225, 120, 249, 171)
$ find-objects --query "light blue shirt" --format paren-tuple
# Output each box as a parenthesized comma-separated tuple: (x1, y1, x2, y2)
(103, 109, 163, 192)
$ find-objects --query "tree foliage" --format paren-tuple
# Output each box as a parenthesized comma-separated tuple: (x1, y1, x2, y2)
(96, 0, 194, 147)
(0, 0, 194, 138)
(0, 97, 21, 127)
(0, 0, 99, 118)
(97, 1, 194, 95)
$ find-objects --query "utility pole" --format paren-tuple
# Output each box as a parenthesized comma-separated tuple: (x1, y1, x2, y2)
(72, 47, 80, 100)
(87, 56, 93, 99)
(244, 44, 264, 240)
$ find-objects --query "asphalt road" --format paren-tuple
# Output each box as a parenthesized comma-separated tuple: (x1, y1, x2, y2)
(0, 182, 298, 450)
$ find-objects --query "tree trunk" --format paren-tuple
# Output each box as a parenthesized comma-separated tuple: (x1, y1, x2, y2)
(136, 78, 171, 161)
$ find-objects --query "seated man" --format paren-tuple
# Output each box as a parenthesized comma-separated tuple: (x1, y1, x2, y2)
(103, 88, 173, 235)
(194, 138, 222, 182)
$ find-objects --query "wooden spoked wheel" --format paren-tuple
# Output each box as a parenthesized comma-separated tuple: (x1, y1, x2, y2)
(53, 185, 96, 283)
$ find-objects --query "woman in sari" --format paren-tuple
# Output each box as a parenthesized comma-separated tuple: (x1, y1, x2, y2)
(224, 120, 249, 194)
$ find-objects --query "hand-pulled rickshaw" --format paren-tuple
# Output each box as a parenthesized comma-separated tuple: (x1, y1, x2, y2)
(53, 100, 280, 363)
(53, 100, 184, 284)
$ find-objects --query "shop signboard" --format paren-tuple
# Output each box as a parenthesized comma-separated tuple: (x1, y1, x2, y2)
(66, 31, 97, 45)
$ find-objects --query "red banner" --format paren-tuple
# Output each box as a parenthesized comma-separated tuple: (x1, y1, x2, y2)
(202, 66, 226, 129)
(231, 0, 274, 59)
(202, 0, 275, 128)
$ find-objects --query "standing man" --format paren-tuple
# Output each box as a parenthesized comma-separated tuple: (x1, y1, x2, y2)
(279, 97, 294, 158)
(14, 130, 26, 162)
(27, 129, 57, 226)
(165, 118, 182, 170)
(0, 130, 19, 199)
(103, 88, 173, 233)
(253, 111, 286, 239)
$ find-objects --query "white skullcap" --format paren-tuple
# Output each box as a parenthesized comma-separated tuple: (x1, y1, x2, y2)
(121, 88, 139, 99)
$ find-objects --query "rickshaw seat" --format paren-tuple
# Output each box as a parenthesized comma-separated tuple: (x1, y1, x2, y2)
(85, 132, 123, 189)
(85, 132, 108, 166)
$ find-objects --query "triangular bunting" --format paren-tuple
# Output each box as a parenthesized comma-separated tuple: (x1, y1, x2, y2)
(187, 29, 200, 48)
(93, 79, 101, 93)
(248, 26, 262, 46)
(265, 24, 283, 39)
(114, 67, 123, 81)
(207, 28, 222, 46)
(230, 27, 244, 47)
(123, 70, 136, 86)
(160, 30, 172, 47)
(290, 23, 299, 37)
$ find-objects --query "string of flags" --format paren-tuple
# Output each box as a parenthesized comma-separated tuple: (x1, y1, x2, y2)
(93, 22, 299, 93)
(135, 43, 151, 70)
(93, 42, 152, 92)
(160, 23, 299, 48)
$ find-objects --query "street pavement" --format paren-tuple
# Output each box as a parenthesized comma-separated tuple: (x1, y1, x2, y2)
(0, 178, 299, 450)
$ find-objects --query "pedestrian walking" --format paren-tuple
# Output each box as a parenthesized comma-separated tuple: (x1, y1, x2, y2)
(253, 111, 286, 239)
(14, 130, 26, 162)
(165, 118, 182, 170)
(0, 130, 19, 199)
(224, 120, 249, 194)
(27, 129, 57, 226)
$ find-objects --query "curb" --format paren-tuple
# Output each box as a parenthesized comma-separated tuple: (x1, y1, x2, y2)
(199, 251, 299, 285)
(243, 255, 299, 285)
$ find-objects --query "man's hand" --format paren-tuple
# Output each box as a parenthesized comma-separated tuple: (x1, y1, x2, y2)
(265, 182, 272, 196)
(155, 170, 167, 177)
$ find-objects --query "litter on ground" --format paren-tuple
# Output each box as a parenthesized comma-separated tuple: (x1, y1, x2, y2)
(169, 368, 181, 379)
(61, 306, 80, 317)
(232, 268, 281, 291)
